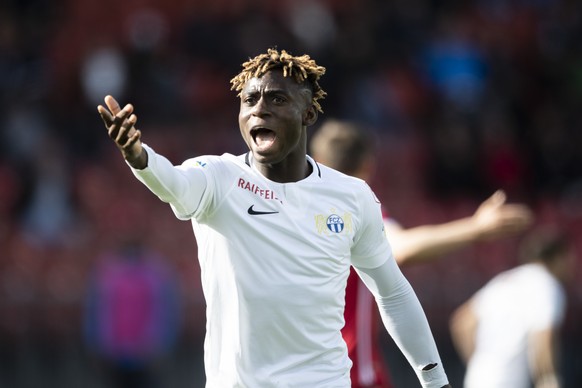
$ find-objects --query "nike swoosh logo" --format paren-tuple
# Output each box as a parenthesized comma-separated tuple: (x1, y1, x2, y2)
(248, 205, 279, 215)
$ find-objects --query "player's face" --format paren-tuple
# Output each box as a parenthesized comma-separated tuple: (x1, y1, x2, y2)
(238, 70, 317, 168)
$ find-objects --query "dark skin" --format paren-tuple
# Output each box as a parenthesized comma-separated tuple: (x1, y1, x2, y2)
(238, 69, 318, 182)
(97, 96, 147, 169)
(98, 69, 318, 183)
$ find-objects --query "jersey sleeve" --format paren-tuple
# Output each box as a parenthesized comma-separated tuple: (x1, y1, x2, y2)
(354, 255, 450, 387)
(129, 144, 209, 220)
(350, 183, 393, 269)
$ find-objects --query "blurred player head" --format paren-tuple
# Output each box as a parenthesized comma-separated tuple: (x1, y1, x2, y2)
(310, 119, 376, 180)
(518, 226, 576, 283)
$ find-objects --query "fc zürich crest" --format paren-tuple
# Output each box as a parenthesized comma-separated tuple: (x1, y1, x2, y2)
(314, 211, 353, 235)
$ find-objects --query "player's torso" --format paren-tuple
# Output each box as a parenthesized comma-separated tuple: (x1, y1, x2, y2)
(193, 156, 364, 387)
(466, 264, 564, 388)
(197, 156, 363, 296)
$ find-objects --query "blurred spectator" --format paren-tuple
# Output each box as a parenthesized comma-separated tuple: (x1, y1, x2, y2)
(285, 0, 337, 53)
(421, 12, 488, 113)
(423, 110, 485, 198)
(477, 101, 529, 196)
(2, 102, 49, 162)
(81, 44, 128, 107)
(83, 238, 181, 388)
(20, 133, 77, 248)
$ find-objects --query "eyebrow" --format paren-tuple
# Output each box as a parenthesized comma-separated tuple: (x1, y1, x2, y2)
(242, 88, 291, 97)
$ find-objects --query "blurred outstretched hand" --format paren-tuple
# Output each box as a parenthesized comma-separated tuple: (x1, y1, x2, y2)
(472, 190, 534, 240)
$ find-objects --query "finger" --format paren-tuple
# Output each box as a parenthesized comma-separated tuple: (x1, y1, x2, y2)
(112, 113, 137, 144)
(111, 104, 134, 128)
(514, 208, 534, 225)
(486, 190, 506, 207)
(502, 207, 534, 227)
(492, 189, 506, 203)
(98, 105, 114, 127)
(122, 129, 141, 149)
(105, 95, 122, 115)
(504, 204, 533, 216)
(107, 123, 121, 141)
(123, 114, 138, 137)
(104, 104, 133, 140)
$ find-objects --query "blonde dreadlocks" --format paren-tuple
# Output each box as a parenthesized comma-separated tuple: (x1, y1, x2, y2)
(230, 48, 327, 113)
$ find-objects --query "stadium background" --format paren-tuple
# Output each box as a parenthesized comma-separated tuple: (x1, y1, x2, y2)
(1, 0, 581, 386)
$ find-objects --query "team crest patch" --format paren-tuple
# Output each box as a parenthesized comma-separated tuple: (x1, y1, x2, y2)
(327, 214, 344, 233)
(315, 211, 353, 235)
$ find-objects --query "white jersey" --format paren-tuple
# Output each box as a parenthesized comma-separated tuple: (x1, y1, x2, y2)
(132, 145, 392, 387)
(464, 263, 566, 388)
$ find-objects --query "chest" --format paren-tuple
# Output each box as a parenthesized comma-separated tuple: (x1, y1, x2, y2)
(226, 176, 359, 256)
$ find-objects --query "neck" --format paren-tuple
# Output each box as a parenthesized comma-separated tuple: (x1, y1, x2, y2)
(253, 155, 312, 183)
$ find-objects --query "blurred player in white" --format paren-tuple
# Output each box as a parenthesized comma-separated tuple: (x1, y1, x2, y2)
(98, 49, 451, 387)
(310, 119, 533, 388)
(450, 227, 574, 388)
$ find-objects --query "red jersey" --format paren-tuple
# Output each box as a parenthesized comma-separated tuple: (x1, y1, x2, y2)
(342, 209, 394, 388)
(343, 268, 393, 388)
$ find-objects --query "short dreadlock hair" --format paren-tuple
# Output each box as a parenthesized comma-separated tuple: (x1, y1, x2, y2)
(230, 48, 327, 113)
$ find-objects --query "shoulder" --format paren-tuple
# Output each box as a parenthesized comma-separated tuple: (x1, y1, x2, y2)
(316, 163, 370, 193)
(315, 163, 382, 220)
(181, 153, 249, 172)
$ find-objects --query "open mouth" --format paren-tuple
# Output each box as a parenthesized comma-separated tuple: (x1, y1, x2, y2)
(251, 127, 276, 149)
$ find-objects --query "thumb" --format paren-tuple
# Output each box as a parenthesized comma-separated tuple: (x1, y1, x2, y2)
(486, 190, 506, 207)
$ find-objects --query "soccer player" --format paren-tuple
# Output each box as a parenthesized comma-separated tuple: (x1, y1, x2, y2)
(98, 49, 451, 387)
(310, 119, 533, 387)
(450, 227, 574, 388)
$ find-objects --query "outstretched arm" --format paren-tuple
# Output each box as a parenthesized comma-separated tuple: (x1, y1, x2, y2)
(387, 190, 533, 266)
(98, 95, 148, 169)
(97, 95, 207, 219)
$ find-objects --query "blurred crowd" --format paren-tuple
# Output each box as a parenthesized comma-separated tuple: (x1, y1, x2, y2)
(1, 0, 582, 386)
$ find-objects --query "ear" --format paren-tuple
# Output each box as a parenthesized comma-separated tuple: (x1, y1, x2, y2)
(303, 105, 318, 126)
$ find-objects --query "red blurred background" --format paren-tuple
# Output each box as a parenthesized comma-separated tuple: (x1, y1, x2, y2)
(1, 0, 581, 386)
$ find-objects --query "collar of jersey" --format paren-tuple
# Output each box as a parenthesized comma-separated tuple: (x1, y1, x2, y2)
(244, 152, 322, 183)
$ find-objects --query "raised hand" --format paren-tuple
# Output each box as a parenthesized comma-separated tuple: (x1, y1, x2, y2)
(98, 95, 147, 169)
(472, 190, 534, 240)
